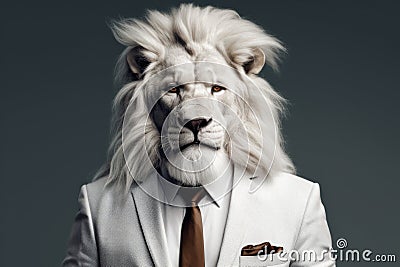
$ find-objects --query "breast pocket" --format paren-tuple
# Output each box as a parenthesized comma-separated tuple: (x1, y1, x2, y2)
(239, 255, 289, 267)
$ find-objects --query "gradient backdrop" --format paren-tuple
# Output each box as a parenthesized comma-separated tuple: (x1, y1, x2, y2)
(1, 1, 399, 266)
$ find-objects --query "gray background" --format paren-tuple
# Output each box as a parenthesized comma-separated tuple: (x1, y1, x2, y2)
(1, 0, 399, 266)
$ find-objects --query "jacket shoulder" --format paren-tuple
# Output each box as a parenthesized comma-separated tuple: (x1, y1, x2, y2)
(252, 172, 319, 220)
(80, 177, 114, 219)
(258, 171, 316, 196)
(85, 176, 109, 198)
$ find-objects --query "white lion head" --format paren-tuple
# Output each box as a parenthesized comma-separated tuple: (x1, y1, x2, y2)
(94, 4, 295, 191)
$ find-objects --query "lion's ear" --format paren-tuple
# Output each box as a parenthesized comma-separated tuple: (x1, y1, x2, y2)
(126, 46, 152, 77)
(109, 20, 158, 78)
(242, 48, 266, 75)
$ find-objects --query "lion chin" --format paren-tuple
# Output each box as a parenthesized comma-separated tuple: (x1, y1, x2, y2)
(163, 145, 230, 186)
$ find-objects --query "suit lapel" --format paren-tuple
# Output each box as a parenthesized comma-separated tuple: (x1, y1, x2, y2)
(130, 165, 256, 267)
(217, 164, 254, 266)
(131, 176, 172, 267)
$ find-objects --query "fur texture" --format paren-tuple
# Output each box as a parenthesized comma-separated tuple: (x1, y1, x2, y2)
(94, 4, 295, 191)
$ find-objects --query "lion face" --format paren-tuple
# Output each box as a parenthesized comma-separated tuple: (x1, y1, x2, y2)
(100, 4, 295, 191)
(153, 82, 234, 185)
(155, 83, 230, 152)
(147, 50, 238, 185)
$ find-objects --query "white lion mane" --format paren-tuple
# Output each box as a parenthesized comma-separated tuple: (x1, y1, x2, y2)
(94, 4, 295, 192)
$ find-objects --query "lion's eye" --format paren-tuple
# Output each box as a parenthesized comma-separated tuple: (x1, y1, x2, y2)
(211, 85, 225, 94)
(168, 87, 179, 93)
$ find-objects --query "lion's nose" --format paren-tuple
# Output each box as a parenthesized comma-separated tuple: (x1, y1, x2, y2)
(184, 118, 212, 134)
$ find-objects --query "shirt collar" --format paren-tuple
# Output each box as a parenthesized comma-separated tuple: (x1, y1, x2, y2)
(157, 162, 234, 207)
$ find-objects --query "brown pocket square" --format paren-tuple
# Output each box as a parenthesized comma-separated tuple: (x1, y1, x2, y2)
(241, 242, 283, 256)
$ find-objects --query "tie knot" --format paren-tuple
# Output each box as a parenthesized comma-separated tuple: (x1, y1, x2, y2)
(193, 189, 206, 205)
(180, 188, 206, 207)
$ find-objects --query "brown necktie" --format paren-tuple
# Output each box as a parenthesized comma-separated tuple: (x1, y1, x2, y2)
(179, 190, 205, 267)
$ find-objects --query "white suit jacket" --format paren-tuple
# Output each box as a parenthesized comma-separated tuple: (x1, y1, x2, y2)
(62, 166, 335, 267)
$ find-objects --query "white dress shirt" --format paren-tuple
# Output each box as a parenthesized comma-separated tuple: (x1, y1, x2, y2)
(159, 165, 233, 267)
